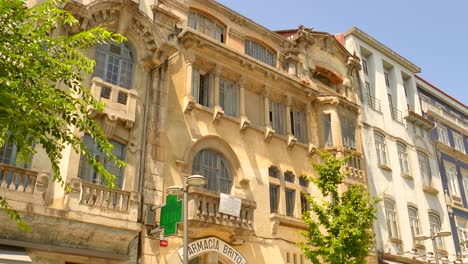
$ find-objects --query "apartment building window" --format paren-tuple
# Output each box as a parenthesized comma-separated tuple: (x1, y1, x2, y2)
(417, 151, 432, 187)
(341, 118, 356, 149)
(219, 79, 238, 116)
(269, 184, 280, 213)
(384, 72, 390, 88)
(408, 206, 421, 243)
(454, 132, 466, 153)
(285, 188, 295, 217)
(464, 174, 468, 201)
(384, 198, 400, 239)
(78, 134, 126, 189)
(270, 100, 285, 135)
(429, 213, 445, 249)
(94, 42, 134, 89)
(192, 68, 211, 107)
(374, 132, 388, 166)
(299, 176, 309, 188)
(458, 220, 468, 252)
(192, 149, 232, 194)
(365, 82, 381, 112)
(397, 142, 410, 175)
(300, 192, 310, 212)
(437, 124, 449, 146)
(324, 114, 333, 147)
(269, 166, 279, 179)
(446, 165, 460, 197)
(284, 171, 295, 183)
(362, 59, 368, 75)
(244, 39, 276, 67)
(188, 11, 225, 42)
(290, 110, 306, 143)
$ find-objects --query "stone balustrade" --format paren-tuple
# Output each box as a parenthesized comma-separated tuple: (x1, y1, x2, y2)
(188, 187, 256, 232)
(0, 163, 38, 193)
(90, 77, 138, 128)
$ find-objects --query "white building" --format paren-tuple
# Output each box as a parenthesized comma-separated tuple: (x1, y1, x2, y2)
(344, 27, 456, 263)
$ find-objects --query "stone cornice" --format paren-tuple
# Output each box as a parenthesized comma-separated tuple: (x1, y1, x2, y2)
(345, 27, 421, 73)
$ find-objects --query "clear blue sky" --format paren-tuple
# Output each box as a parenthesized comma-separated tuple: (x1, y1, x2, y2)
(217, 0, 468, 107)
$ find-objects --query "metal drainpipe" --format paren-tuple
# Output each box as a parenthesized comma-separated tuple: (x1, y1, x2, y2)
(136, 64, 157, 263)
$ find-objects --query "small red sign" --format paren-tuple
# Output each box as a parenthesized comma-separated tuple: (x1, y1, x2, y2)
(160, 239, 168, 247)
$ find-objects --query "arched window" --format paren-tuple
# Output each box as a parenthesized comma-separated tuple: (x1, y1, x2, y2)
(192, 149, 232, 194)
(78, 134, 126, 189)
(407, 206, 420, 242)
(417, 151, 431, 187)
(188, 11, 225, 42)
(94, 42, 134, 89)
(397, 142, 410, 175)
(244, 39, 276, 67)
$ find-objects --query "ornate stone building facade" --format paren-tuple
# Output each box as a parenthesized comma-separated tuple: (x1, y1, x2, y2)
(0, 0, 366, 263)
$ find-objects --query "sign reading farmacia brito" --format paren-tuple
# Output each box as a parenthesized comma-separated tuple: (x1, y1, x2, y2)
(178, 237, 246, 264)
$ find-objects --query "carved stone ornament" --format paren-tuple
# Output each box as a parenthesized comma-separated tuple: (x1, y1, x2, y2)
(264, 126, 275, 143)
(239, 116, 251, 133)
(184, 96, 197, 114)
(287, 134, 297, 149)
(308, 143, 317, 156)
(213, 106, 224, 123)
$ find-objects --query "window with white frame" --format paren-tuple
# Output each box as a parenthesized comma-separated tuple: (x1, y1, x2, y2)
(269, 184, 280, 213)
(454, 132, 466, 153)
(219, 78, 238, 116)
(446, 165, 460, 197)
(78, 134, 126, 189)
(374, 132, 388, 166)
(384, 198, 400, 239)
(418, 151, 432, 187)
(244, 39, 276, 67)
(188, 11, 225, 42)
(429, 213, 445, 249)
(285, 188, 295, 217)
(397, 142, 410, 175)
(324, 114, 333, 147)
(408, 206, 421, 243)
(341, 118, 356, 149)
(192, 149, 232, 194)
(290, 110, 306, 143)
(457, 220, 468, 252)
(463, 174, 468, 201)
(270, 100, 285, 135)
(437, 124, 450, 146)
(192, 68, 211, 107)
(94, 42, 134, 89)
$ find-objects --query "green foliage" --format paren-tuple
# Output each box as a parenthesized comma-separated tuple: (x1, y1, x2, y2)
(299, 150, 380, 264)
(0, 0, 125, 229)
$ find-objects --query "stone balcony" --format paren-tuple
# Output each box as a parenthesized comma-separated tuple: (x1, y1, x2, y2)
(0, 163, 49, 205)
(67, 178, 139, 222)
(186, 187, 256, 242)
(90, 77, 138, 129)
(421, 99, 466, 131)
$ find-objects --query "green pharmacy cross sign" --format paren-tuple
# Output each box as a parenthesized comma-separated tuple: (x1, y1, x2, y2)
(160, 195, 183, 236)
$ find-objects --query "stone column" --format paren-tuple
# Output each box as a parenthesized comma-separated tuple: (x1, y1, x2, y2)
(183, 52, 196, 113)
(285, 96, 292, 135)
(263, 86, 274, 142)
(239, 78, 250, 133)
(213, 65, 224, 122)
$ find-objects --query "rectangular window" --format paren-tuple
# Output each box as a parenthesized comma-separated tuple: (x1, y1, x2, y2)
(408, 207, 420, 243)
(192, 68, 211, 107)
(300, 192, 310, 213)
(244, 39, 276, 67)
(437, 125, 449, 146)
(0, 135, 32, 168)
(269, 184, 280, 213)
(324, 114, 333, 146)
(299, 176, 309, 187)
(418, 152, 432, 187)
(464, 174, 468, 201)
(446, 166, 460, 196)
(290, 110, 306, 143)
(429, 214, 445, 249)
(362, 59, 368, 75)
(219, 79, 238, 116)
(397, 143, 410, 175)
(341, 118, 356, 149)
(384, 199, 400, 239)
(384, 72, 390, 88)
(454, 132, 466, 153)
(374, 133, 388, 166)
(285, 188, 295, 217)
(270, 101, 285, 135)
